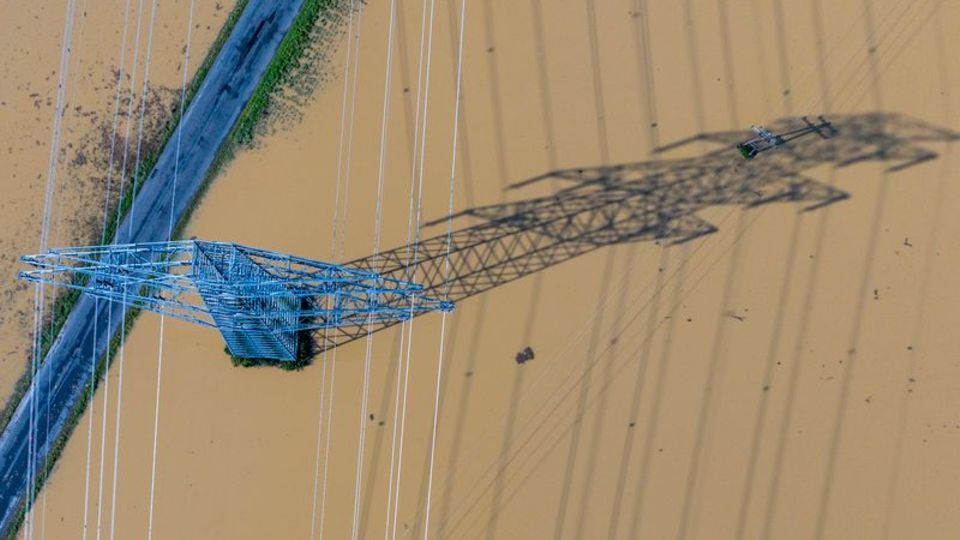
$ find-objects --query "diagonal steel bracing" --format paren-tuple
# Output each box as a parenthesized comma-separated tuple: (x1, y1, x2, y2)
(18, 240, 453, 360)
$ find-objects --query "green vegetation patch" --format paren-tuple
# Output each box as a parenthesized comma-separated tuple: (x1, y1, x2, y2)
(224, 330, 316, 371)
(232, 0, 341, 146)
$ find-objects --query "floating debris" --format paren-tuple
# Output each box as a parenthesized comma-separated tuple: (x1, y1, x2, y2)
(515, 346, 535, 365)
(726, 310, 746, 322)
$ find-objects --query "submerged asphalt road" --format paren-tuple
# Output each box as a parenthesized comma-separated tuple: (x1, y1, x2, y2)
(0, 0, 306, 533)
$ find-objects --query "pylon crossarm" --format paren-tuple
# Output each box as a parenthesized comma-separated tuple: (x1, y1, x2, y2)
(19, 263, 196, 296)
(19, 239, 454, 360)
(18, 269, 214, 327)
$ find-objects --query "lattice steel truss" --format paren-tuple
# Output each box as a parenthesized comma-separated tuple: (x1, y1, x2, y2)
(16, 113, 958, 359)
(18, 240, 453, 360)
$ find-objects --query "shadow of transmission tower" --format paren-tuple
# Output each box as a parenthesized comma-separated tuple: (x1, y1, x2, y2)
(315, 112, 958, 351)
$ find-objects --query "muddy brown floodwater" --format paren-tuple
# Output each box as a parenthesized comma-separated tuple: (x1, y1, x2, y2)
(10, 0, 960, 539)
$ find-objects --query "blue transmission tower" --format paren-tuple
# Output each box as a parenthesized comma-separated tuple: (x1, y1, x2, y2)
(18, 240, 453, 360)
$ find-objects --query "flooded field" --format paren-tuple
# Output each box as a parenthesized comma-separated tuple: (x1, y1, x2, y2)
(9, 0, 960, 538)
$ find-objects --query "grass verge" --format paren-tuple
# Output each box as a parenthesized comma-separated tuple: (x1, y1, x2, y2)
(231, 0, 339, 146)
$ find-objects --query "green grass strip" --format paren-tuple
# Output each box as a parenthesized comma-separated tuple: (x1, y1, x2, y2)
(232, 0, 338, 146)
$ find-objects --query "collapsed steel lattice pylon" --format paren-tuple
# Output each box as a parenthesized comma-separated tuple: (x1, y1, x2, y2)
(18, 240, 453, 360)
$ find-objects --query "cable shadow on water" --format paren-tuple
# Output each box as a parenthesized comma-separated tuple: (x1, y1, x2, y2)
(575, 244, 632, 539)
(674, 0, 747, 536)
(811, 2, 887, 537)
(476, 1, 518, 537)
(880, 6, 954, 538)
(483, 239, 550, 540)
(394, 0, 418, 165)
(554, 0, 615, 536)
(607, 0, 661, 535)
(357, 328, 404, 539)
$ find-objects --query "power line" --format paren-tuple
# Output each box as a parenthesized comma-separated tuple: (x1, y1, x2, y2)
(146, 1, 195, 537)
(352, 0, 400, 537)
